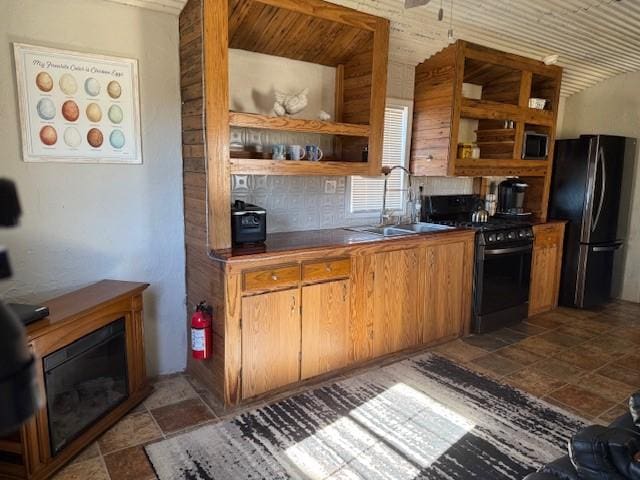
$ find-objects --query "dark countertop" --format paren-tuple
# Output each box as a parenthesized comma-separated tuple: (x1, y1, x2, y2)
(211, 226, 472, 262)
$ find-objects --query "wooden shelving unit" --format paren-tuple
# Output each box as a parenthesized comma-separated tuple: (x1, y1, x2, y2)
(229, 112, 371, 137)
(410, 40, 562, 220)
(179, 0, 390, 250)
(230, 158, 371, 175)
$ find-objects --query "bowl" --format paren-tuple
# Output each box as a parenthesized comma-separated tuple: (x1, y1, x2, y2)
(528, 98, 547, 109)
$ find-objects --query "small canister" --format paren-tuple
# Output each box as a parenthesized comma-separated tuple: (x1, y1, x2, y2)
(457, 143, 474, 159)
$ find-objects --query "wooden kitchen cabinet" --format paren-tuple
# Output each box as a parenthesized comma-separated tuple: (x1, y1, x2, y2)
(423, 241, 468, 342)
(241, 289, 301, 399)
(529, 222, 566, 316)
(371, 248, 422, 356)
(301, 279, 350, 380)
(189, 228, 476, 407)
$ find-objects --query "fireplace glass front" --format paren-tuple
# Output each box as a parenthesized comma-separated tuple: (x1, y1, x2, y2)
(44, 318, 128, 455)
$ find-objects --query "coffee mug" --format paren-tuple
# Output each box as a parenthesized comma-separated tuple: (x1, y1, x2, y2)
(272, 144, 286, 160)
(305, 144, 323, 162)
(288, 145, 306, 161)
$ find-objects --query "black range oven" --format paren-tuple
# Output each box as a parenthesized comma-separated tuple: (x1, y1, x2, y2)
(473, 232, 533, 333)
(423, 194, 535, 333)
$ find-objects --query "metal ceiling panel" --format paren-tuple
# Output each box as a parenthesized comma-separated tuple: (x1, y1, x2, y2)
(103, 0, 639, 97)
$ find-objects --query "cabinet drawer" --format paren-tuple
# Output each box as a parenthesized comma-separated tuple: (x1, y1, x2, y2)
(302, 258, 351, 282)
(243, 264, 300, 292)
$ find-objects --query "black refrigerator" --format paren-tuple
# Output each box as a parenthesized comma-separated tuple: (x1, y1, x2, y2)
(549, 134, 635, 308)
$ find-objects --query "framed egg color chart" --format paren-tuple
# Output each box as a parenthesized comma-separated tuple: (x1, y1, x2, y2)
(13, 43, 142, 164)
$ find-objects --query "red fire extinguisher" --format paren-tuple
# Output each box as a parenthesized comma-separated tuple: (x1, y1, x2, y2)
(191, 301, 213, 360)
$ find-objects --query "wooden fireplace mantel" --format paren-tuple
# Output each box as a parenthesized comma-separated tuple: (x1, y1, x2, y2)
(0, 280, 150, 480)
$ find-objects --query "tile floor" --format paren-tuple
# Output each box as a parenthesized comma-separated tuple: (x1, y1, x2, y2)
(53, 300, 640, 479)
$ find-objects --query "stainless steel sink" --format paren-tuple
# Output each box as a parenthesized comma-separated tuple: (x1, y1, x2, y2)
(393, 222, 456, 233)
(356, 226, 417, 237)
(345, 222, 454, 237)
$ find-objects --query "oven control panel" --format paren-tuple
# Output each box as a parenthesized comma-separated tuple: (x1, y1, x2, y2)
(483, 228, 533, 245)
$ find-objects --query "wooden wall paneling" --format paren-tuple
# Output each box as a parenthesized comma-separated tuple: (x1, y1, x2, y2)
(228, 1, 376, 66)
(249, 0, 379, 31)
(241, 289, 301, 399)
(410, 44, 456, 176)
(301, 280, 350, 379)
(204, 0, 232, 250)
(341, 49, 373, 163)
(463, 41, 563, 78)
(479, 71, 522, 104)
(520, 176, 546, 220)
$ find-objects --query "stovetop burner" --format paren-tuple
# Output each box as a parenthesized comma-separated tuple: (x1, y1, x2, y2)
(431, 218, 528, 231)
(423, 195, 534, 246)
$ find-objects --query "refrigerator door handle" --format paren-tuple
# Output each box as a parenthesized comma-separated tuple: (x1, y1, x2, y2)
(592, 243, 622, 252)
(591, 147, 607, 233)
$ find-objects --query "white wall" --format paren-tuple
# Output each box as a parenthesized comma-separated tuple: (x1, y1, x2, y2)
(229, 49, 336, 119)
(558, 71, 640, 302)
(0, 0, 186, 374)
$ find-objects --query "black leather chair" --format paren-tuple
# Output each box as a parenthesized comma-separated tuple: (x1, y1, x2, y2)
(524, 393, 640, 480)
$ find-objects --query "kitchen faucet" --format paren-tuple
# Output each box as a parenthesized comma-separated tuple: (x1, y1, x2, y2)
(379, 165, 414, 226)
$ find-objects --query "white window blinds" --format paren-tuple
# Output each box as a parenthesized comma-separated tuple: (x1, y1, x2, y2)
(349, 103, 411, 214)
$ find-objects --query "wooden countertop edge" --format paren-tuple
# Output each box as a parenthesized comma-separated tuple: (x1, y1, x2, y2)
(26, 280, 150, 341)
(532, 219, 567, 226)
(211, 228, 477, 266)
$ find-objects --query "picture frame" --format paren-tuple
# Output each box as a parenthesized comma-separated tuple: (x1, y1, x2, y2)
(13, 43, 143, 164)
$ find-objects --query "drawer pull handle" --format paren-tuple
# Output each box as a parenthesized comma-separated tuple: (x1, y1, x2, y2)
(271, 274, 278, 280)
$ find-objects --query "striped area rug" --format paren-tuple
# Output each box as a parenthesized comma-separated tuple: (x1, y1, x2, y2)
(146, 353, 585, 479)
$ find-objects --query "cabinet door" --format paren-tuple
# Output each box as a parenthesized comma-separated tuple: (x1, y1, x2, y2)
(423, 241, 466, 343)
(529, 225, 564, 315)
(372, 248, 421, 356)
(301, 280, 350, 380)
(241, 289, 301, 399)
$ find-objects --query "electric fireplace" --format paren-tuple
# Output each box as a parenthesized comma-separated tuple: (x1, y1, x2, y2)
(0, 280, 151, 480)
(44, 318, 129, 455)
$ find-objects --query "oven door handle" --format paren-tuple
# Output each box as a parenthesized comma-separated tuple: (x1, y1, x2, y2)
(484, 245, 533, 255)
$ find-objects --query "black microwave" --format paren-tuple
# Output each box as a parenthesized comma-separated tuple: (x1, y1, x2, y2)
(522, 131, 549, 160)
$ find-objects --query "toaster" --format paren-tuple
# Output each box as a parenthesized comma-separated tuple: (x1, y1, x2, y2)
(231, 200, 266, 245)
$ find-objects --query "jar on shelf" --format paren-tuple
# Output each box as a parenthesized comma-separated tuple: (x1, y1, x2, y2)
(457, 143, 474, 159)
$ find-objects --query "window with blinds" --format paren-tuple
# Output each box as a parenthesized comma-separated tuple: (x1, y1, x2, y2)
(349, 102, 412, 214)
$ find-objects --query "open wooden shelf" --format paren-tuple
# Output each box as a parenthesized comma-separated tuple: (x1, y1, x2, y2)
(229, 112, 370, 137)
(228, 0, 376, 67)
(180, 0, 389, 248)
(411, 40, 561, 220)
(229, 158, 370, 176)
(460, 98, 554, 126)
(454, 158, 548, 177)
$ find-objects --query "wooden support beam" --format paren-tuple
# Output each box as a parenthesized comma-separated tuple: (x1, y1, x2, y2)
(203, 0, 232, 250)
(366, 18, 390, 175)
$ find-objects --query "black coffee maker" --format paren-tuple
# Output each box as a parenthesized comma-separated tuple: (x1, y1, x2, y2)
(498, 178, 529, 216)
